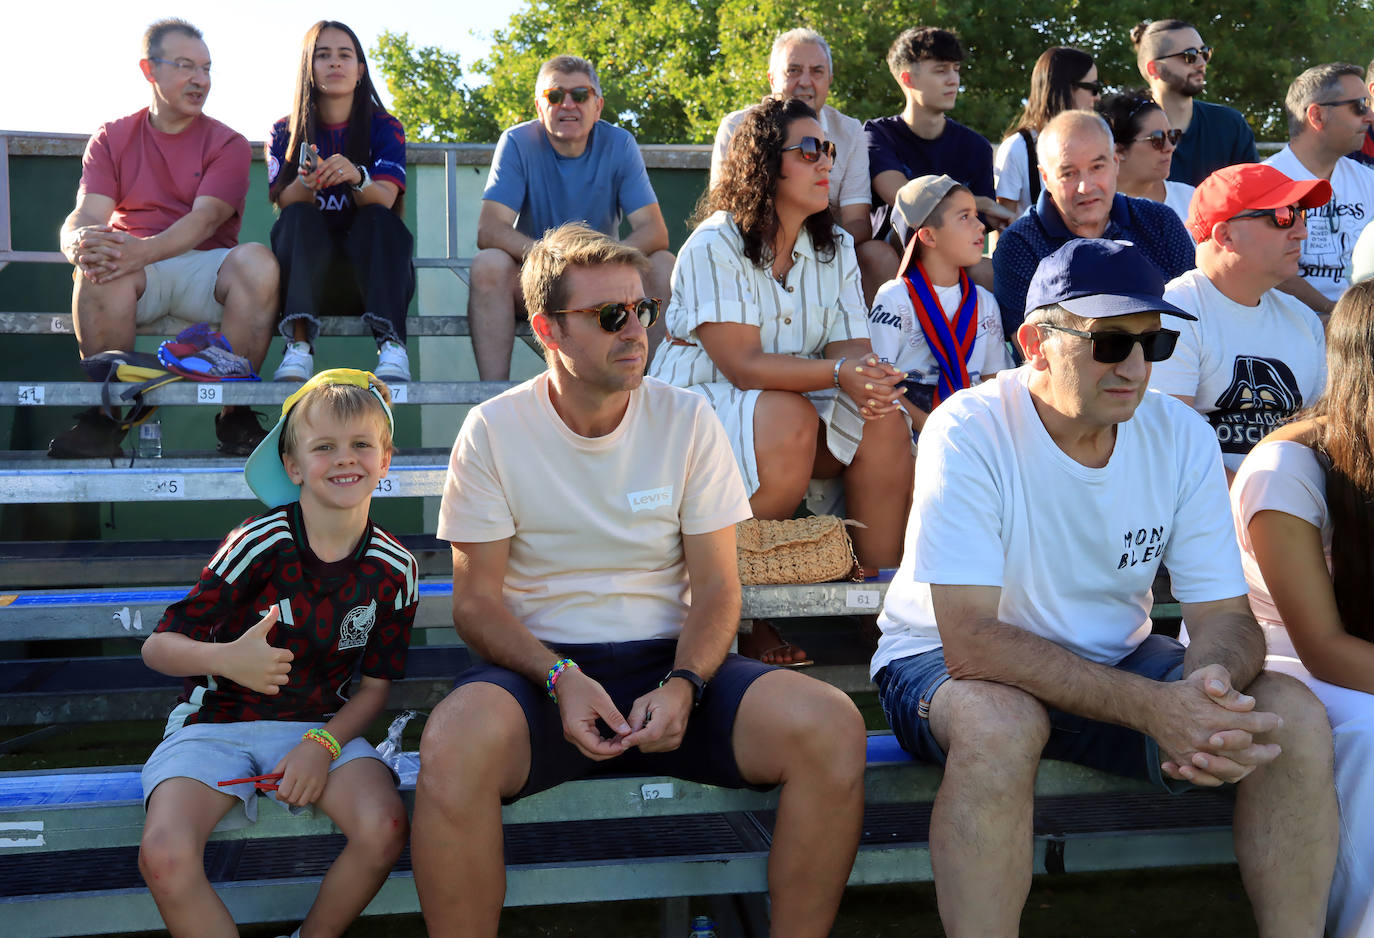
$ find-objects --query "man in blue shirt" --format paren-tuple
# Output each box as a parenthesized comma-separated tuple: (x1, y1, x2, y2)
(1131, 18, 1259, 187)
(992, 110, 1196, 340)
(469, 55, 674, 380)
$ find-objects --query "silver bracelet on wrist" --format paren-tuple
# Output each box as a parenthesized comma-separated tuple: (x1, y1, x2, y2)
(833, 356, 847, 390)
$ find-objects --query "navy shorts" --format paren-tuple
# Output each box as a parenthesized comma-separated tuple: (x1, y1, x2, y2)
(453, 639, 778, 803)
(876, 634, 1192, 792)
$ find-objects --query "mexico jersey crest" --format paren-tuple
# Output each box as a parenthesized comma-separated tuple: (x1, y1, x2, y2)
(337, 599, 377, 651)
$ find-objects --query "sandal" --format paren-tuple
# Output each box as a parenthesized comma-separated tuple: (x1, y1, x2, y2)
(739, 618, 814, 668)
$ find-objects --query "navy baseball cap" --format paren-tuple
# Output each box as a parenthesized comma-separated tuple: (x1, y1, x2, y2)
(1024, 239, 1196, 321)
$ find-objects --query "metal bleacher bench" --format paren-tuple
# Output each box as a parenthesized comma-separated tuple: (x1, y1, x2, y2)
(0, 732, 1237, 938)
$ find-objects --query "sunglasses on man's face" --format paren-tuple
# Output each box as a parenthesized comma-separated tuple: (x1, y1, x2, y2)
(1135, 128, 1184, 151)
(1316, 96, 1372, 117)
(555, 297, 661, 333)
(542, 85, 595, 105)
(781, 136, 837, 163)
(1073, 80, 1103, 96)
(1158, 45, 1213, 65)
(1038, 323, 1180, 363)
(1228, 204, 1301, 230)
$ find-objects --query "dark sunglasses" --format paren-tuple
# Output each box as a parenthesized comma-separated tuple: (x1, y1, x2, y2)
(1135, 128, 1184, 151)
(554, 297, 661, 332)
(542, 85, 595, 105)
(1073, 80, 1103, 96)
(1158, 45, 1213, 65)
(1228, 204, 1301, 230)
(1316, 96, 1372, 117)
(781, 136, 837, 162)
(1038, 323, 1180, 363)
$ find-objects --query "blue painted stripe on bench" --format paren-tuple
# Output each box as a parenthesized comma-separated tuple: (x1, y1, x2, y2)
(0, 582, 455, 609)
(1, 739, 910, 809)
(1, 574, 895, 610)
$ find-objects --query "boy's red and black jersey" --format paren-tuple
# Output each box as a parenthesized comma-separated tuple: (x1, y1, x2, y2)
(155, 502, 417, 731)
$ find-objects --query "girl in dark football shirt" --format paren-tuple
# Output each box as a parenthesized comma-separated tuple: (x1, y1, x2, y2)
(267, 21, 415, 384)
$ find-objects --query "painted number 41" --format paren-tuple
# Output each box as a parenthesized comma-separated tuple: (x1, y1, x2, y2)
(16, 386, 44, 405)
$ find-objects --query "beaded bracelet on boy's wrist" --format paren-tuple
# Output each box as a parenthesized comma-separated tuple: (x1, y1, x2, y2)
(303, 727, 341, 760)
(546, 658, 580, 701)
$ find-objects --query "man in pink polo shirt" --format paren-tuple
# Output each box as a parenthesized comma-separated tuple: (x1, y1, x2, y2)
(55, 18, 278, 458)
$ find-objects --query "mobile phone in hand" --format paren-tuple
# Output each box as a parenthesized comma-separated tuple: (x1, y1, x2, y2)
(298, 142, 317, 176)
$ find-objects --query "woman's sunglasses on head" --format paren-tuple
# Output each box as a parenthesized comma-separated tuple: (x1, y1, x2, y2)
(782, 136, 837, 162)
(1038, 324, 1180, 363)
(541, 86, 595, 105)
(555, 297, 661, 333)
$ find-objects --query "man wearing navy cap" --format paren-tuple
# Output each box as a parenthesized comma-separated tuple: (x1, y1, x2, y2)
(872, 238, 1337, 935)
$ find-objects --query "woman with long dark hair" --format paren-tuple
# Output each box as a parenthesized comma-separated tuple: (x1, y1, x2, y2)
(650, 97, 914, 664)
(266, 20, 414, 383)
(1231, 279, 1374, 938)
(994, 46, 1099, 217)
(1099, 90, 1194, 227)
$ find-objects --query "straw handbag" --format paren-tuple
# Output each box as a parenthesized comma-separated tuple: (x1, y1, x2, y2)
(735, 515, 862, 586)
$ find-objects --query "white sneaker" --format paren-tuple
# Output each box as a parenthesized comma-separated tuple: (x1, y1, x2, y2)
(375, 340, 410, 383)
(273, 341, 313, 382)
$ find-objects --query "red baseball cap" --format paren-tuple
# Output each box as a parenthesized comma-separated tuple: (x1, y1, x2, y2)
(1187, 163, 1332, 243)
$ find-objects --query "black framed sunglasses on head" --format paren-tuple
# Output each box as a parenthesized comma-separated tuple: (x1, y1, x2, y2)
(1135, 128, 1184, 151)
(1038, 324, 1180, 363)
(554, 297, 661, 333)
(781, 136, 837, 162)
(1228, 204, 1301, 230)
(1157, 45, 1213, 65)
(1316, 96, 1372, 117)
(541, 86, 595, 105)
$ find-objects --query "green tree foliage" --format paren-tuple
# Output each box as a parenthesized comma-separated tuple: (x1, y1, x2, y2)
(375, 0, 1373, 145)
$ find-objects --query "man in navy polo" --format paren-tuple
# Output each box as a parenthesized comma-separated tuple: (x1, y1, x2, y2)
(992, 110, 1195, 341)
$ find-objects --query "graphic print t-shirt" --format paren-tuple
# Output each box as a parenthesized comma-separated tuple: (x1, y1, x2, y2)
(155, 502, 417, 732)
(1154, 269, 1326, 471)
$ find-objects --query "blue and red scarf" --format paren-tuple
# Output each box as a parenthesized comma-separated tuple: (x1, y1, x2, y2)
(900, 261, 978, 408)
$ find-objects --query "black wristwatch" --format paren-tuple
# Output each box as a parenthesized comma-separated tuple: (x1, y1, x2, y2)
(352, 163, 372, 191)
(661, 668, 706, 708)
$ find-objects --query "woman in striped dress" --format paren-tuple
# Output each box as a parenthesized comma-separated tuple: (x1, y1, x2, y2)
(649, 97, 914, 664)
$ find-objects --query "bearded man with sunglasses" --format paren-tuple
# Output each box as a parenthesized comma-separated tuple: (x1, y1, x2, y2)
(1131, 18, 1258, 187)
(470, 55, 675, 381)
(872, 237, 1337, 937)
(1151, 164, 1332, 483)
(1265, 63, 1374, 315)
(413, 222, 867, 938)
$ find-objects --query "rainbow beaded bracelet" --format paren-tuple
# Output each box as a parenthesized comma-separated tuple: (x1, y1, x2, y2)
(546, 658, 579, 701)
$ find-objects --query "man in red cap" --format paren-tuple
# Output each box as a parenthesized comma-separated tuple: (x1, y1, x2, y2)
(1152, 163, 1332, 483)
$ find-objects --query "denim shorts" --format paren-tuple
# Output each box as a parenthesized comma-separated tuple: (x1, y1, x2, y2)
(453, 639, 777, 803)
(141, 719, 392, 829)
(876, 634, 1191, 792)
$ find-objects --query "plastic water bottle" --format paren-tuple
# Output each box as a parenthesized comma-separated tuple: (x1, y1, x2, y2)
(688, 915, 718, 937)
(137, 417, 163, 458)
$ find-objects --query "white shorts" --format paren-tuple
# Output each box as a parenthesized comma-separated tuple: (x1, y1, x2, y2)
(135, 248, 232, 333)
(141, 719, 393, 829)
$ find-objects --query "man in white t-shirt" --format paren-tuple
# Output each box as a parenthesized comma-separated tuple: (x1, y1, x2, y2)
(1265, 62, 1374, 314)
(411, 223, 867, 938)
(709, 28, 894, 303)
(1153, 163, 1331, 478)
(872, 237, 1337, 936)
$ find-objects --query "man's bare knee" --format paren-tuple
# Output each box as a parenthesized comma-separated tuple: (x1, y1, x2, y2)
(1248, 671, 1334, 763)
(470, 249, 520, 294)
(419, 683, 529, 800)
(931, 680, 1050, 767)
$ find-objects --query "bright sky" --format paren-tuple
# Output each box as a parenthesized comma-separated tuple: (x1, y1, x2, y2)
(4, 1, 526, 137)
